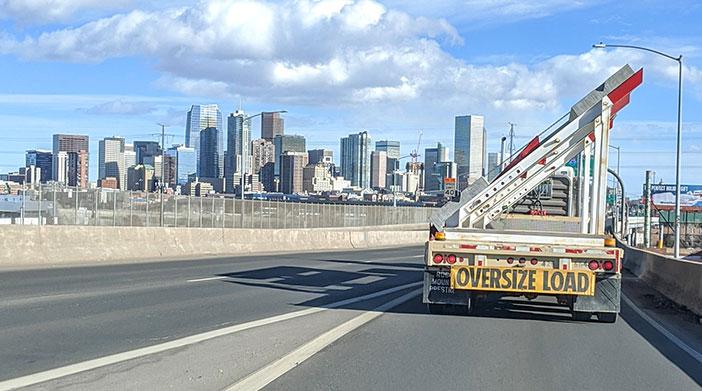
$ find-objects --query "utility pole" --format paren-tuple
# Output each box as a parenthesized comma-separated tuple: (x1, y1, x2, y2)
(158, 123, 167, 227)
(507, 122, 516, 162)
(644, 170, 652, 248)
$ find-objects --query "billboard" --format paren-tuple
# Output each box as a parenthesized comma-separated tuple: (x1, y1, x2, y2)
(649, 184, 702, 209)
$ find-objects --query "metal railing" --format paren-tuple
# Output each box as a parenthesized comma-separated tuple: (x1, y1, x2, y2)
(8, 184, 434, 229)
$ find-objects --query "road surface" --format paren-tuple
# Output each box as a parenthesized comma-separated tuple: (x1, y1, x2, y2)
(0, 246, 700, 390)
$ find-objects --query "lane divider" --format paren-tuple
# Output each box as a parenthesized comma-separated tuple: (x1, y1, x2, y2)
(622, 292, 702, 364)
(0, 282, 421, 391)
(225, 288, 422, 391)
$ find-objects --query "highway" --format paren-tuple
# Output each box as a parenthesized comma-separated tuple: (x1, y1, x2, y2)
(0, 246, 700, 390)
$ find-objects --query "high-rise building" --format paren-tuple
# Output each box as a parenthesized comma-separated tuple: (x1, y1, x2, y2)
(166, 145, 197, 186)
(273, 135, 306, 177)
(226, 109, 252, 193)
(260, 162, 276, 192)
(132, 141, 161, 165)
(53, 134, 89, 187)
(25, 150, 52, 183)
(124, 144, 136, 170)
(455, 115, 485, 189)
(185, 104, 223, 175)
(67, 151, 88, 188)
(434, 161, 457, 191)
(251, 139, 275, 175)
(261, 112, 284, 141)
(375, 140, 401, 159)
(424, 142, 450, 192)
(303, 163, 333, 193)
(340, 131, 371, 188)
(127, 164, 154, 191)
(99, 137, 126, 189)
(487, 152, 501, 182)
(370, 150, 387, 189)
(308, 149, 333, 165)
(280, 152, 307, 194)
(199, 127, 222, 179)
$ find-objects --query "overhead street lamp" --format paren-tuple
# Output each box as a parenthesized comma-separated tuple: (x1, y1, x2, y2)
(593, 42, 684, 258)
(238, 110, 287, 200)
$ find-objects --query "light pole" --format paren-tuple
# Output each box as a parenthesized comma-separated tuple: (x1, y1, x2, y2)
(238, 110, 287, 200)
(608, 145, 620, 175)
(593, 42, 684, 258)
(157, 123, 167, 227)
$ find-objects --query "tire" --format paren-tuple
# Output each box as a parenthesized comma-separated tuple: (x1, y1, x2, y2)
(572, 311, 592, 321)
(596, 312, 617, 323)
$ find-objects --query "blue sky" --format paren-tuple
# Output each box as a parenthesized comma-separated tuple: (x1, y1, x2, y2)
(0, 0, 701, 196)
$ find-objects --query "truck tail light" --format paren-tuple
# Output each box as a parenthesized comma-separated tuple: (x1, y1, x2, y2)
(518, 257, 526, 264)
(433, 254, 444, 264)
(446, 254, 457, 264)
(530, 258, 538, 265)
(602, 260, 614, 271)
(507, 257, 514, 264)
(588, 260, 600, 271)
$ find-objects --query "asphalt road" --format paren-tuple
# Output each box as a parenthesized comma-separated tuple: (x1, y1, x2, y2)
(0, 246, 700, 390)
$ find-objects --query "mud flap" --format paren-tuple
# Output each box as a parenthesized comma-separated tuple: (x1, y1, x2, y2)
(423, 267, 474, 305)
(573, 275, 621, 313)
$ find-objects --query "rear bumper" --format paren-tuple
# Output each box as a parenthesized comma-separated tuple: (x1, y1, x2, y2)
(422, 267, 621, 313)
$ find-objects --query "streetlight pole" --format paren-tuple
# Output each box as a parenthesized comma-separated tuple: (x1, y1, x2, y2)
(593, 42, 684, 258)
(157, 123, 167, 227)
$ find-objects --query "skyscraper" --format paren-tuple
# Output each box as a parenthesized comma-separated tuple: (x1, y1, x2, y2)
(370, 150, 387, 189)
(340, 131, 371, 188)
(261, 112, 284, 141)
(487, 152, 501, 182)
(99, 137, 126, 189)
(455, 115, 485, 189)
(124, 144, 136, 170)
(185, 104, 223, 175)
(166, 145, 197, 187)
(25, 150, 52, 183)
(133, 141, 161, 165)
(280, 152, 307, 194)
(251, 138, 275, 175)
(273, 135, 306, 177)
(52, 134, 89, 188)
(226, 109, 252, 193)
(424, 142, 449, 192)
(375, 140, 401, 159)
(199, 127, 222, 179)
(308, 149, 333, 165)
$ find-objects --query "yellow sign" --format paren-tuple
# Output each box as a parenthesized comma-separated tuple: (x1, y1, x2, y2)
(450, 266, 595, 296)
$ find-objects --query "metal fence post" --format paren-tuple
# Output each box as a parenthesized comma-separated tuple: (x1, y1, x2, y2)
(95, 188, 100, 226)
(20, 188, 25, 225)
(211, 197, 215, 227)
(146, 191, 150, 227)
(113, 191, 117, 226)
(129, 191, 133, 226)
(38, 186, 42, 225)
(188, 195, 192, 228)
(52, 187, 57, 225)
(199, 196, 203, 228)
(222, 197, 226, 229)
(74, 187, 79, 225)
(174, 194, 178, 228)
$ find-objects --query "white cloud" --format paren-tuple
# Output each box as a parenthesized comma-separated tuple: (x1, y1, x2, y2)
(0, 0, 132, 24)
(80, 99, 156, 115)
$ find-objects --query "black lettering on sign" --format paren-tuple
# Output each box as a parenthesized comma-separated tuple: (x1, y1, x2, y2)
(542, 271, 551, 291)
(456, 268, 468, 287)
(489, 269, 501, 289)
(481, 268, 490, 288)
(564, 272, 576, 292)
(577, 273, 590, 293)
(528, 270, 536, 290)
(517, 270, 528, 290)
(469, 268, 480, 287)
(502, 268, 514, 289)
(550, 272, 564, 291)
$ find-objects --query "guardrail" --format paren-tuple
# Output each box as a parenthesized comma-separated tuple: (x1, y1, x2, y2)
(4, 184, 434, 229)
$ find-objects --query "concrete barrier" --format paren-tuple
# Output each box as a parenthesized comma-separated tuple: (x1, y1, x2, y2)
(0, 224, 428, 268)
(619, 241, 702, 315)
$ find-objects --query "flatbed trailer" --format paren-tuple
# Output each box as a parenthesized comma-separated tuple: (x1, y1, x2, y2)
(423, 65, 643, 322)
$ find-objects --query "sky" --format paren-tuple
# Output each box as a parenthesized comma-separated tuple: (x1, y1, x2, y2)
(0, 0, 701, 196)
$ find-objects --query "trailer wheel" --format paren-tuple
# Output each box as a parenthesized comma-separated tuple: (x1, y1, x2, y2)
(572, 311, 592, 321)
(596, 312, 617, 323)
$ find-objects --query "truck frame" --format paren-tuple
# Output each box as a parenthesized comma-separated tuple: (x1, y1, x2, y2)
(423, 65, 643, 322)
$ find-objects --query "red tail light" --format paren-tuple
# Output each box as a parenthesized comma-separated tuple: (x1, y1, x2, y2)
(588, 260, 600, 271)
(507, 257, 514, 264)
(518, 257, 526, 264)
(602, 260, 614, 271)
(446, 254, 457, 264)
(433, 254, 444, 264)
(530, 258, 539, 265)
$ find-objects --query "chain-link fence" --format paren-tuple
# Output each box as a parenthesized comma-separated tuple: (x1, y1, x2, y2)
(9, 184, 434, 229)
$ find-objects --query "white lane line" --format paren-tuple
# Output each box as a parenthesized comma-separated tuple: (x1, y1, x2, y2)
(226, 288, 421, 391)
(186, 276, 229, 283)
(0, 282, 421, 391)
(622, 292, 702, 364)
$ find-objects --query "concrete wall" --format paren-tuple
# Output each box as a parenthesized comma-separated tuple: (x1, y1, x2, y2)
(619, 241, 702, 315)
(0, 224, 427, 269)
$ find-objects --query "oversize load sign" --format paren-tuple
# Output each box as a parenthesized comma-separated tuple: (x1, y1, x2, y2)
(450, 266, 595, 296)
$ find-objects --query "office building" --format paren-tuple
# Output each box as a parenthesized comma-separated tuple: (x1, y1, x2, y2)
(133, 141, 161, 165)
(424, 142, 449, 192)
(273, 135, 306, 177)
(199, 127, 222, 179)
(124, 144, 136, 170)
(251, 139, 275, 175)
(260, 162, 276, 192)
(127, 165, 154, 191)
(487, 152, 501, 182)
(261, 112, 284, 141)
(434, 161, 457, 191)
(166, 145, 197, 186)
(308, 149, 333, 165)
(375, 140, 401, 160)
(52, 134, 89, 187)
(455, 115, 485, 189)
(370, 150, 387, 189)
(280, 152, 307, 194)
(303, 163, 333, 193)
(99, 137, 126, 189)
(226, 109, 252, 193)
(185, 104, 223, 174)
(25, 150, 52, 183)
(67, 151, 88, 188)
(98, 177, 119, 189)
(340, 131, 371, 188)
